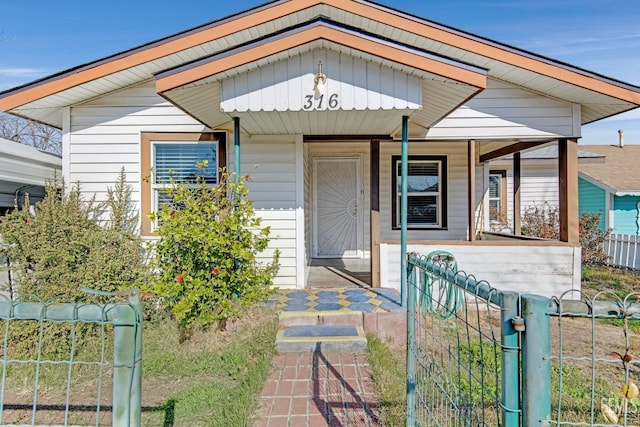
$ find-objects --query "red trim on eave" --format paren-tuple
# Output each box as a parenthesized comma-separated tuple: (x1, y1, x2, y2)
(1, 0, 638, 112)
(156, 25, 487, 93)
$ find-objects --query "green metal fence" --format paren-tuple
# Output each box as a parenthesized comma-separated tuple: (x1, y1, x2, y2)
(407, 251, 521, 426)
(0, 288, 143, 427)
(408, 252, 640, 427)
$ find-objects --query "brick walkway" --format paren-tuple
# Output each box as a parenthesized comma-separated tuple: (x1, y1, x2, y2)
(256, 352, 382, 426)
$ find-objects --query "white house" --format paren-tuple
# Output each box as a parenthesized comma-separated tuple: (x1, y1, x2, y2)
(1, 1, 639, 297)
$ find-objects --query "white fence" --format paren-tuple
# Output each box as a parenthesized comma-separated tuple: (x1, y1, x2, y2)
(603, 233, 640, 270)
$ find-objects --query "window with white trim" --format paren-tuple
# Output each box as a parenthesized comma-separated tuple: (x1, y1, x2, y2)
(392, 155, 448, 229)
(489, 170, 506, 222)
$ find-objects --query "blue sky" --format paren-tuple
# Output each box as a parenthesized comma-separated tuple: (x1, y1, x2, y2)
(1, 0, 639, 144)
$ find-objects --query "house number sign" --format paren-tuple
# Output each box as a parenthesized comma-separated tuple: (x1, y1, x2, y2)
(303, 93, 339, 110)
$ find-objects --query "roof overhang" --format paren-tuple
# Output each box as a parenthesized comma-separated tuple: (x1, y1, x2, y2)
(0, 0, 638, 130)
(155, 20, 487, 135)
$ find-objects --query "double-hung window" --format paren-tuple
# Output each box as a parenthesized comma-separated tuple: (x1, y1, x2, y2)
(392, 155, 447, 229)
(141, 132, 226, 235)
(488, 170, 506, 222)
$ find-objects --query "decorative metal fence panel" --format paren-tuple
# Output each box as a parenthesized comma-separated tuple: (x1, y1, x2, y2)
(408, 251, 640, 427)
(604, 234, 640, 270)
(407, 252, 521, 427)
(0, 289, 143, 427)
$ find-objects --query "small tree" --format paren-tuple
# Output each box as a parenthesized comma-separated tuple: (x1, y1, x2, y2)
(521, 202, 560, 240)
(149, 168, 279, 332)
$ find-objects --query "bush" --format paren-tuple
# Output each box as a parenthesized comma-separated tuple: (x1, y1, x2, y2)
(148, 168, 279, 332)
(0, 171, 150, 300)
(579, 212, 610, 266)
(0, 170, 151, 356)
(521, 202, 560, 240)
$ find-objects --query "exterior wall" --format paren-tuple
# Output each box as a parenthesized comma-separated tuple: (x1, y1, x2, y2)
(428, 79, 579, 140)
(613, 196, 640, 235)
(379, 141, 470, 241)
(66, 81, 206, 206)
(380, 243, 581, 298)
(229, 134, 300, 288)
(578, 177, 606, 230)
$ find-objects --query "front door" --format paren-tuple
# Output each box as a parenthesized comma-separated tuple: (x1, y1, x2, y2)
(313, 157, 363, 258)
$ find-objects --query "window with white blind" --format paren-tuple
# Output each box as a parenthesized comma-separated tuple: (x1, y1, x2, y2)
(141, 132, 226, 235)
(392, 155, 448, 229)
(152, 142, 218, 213)
(489, 170, 506, 222)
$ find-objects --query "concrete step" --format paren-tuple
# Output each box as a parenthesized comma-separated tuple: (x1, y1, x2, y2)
(278, 310, 407, 347)
(275, 324, 367, 353)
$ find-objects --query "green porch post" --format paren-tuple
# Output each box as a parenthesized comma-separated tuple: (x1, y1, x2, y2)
(400, 115, 409, 307)
(234, 117, 240, 181)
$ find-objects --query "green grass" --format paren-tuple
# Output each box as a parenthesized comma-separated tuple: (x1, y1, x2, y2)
(366, 334, 406, 427)
(142, 306, 279, 426)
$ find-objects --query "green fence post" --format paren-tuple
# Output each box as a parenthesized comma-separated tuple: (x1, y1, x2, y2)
(113, 291, 143, 427)
(406, 259, 417, 426)
(400, 115, 409, 307)
(500, 291, 520, 427)
(521, 294, 551, 427)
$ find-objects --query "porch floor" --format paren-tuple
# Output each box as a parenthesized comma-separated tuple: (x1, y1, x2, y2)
(267, 288, 402, 313)
(306, 258, 371, 289)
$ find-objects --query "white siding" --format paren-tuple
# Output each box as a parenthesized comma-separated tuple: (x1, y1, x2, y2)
(380, 243, 581, 298)
(230, 135, 299, 288)
(428, 79, 578, 140)
(379, 140, 470, 241)
(67, 81, 206, 205)
(220, 49, 422, 113)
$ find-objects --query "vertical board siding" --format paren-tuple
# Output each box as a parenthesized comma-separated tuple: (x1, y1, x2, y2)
(232, 135, 299, 287)
(379, 140, 469, 241)
(429, 79, 576, 140)
(613, 196, 640, 235)
(220, 49, 422, 113)
(68, 81, 206, 205)
(578, 177, 606, 230)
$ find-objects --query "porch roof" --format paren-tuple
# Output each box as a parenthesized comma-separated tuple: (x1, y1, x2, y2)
(1, 0, 639, 131)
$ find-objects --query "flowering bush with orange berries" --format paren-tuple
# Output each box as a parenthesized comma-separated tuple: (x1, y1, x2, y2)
(148, 167, 279, 331)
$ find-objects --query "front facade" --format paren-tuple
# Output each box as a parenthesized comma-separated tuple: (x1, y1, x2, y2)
(2, 1, 640, 296)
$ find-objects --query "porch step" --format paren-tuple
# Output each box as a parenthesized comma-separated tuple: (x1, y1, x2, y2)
(275, 324, 367, 353)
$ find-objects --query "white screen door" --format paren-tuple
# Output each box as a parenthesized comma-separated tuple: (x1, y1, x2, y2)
(313, 157, 363, 258)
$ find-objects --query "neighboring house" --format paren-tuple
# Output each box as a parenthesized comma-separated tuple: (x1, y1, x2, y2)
(487, 144, 604, 233)
(1, 1, 639, 297)
(0, 137, 61, 215)
(577, 144, 640, 235)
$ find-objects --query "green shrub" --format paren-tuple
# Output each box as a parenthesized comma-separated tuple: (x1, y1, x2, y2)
(0, 170, 151, 356)
(148, 168, 279, 332)
(0, 171, 150, 300)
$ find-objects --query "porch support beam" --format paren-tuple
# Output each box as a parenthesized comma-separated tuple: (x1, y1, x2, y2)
(467, 140, 476, 241)
(559, 138, 579, 243)
(370, 139, 381, 288)
(233, 117, 240, 179)
(479, 141, 550, 163)
(400, 115, 409, 307)
(513, 152, 521, 235)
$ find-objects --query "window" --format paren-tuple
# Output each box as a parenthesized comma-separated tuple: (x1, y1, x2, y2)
(141, 132, 226, 235)
(488, 170, 506, 222)
(392, 155, 447, 229)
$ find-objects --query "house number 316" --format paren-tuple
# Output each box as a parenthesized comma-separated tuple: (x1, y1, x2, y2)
(303, 93, 339, 110)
